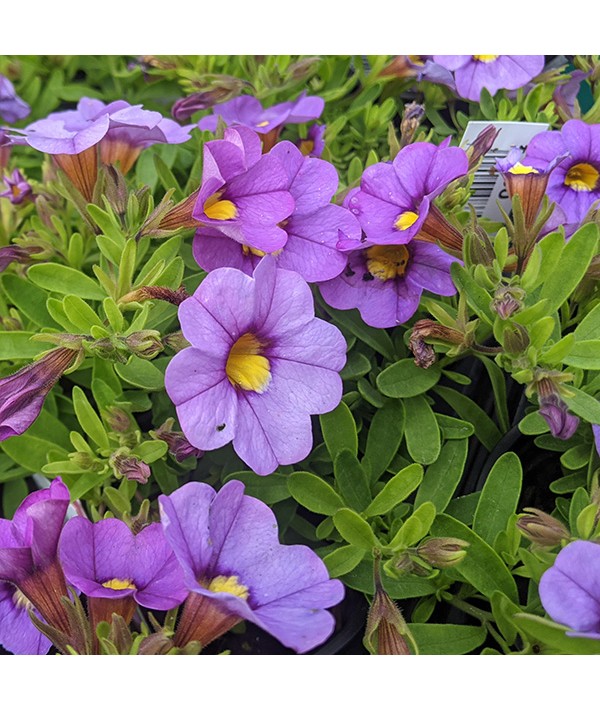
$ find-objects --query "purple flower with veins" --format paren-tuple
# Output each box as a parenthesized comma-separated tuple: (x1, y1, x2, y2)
(193, 141, 358, 282)
(348, 141, 468, 246)
(0, 169, 33, 205)
(539, 541, 600, 639)
(165, 257, 346, 475)
(0, 76, 30, 123)
(192, 127, 295, 254)
(431, 56, 545, 102)
(159, 480, 345, 653)
(523, 120, 600, 226)
(319, 232, 459, 329)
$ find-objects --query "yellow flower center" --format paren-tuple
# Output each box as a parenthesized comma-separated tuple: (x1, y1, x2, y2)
(10, 185, 22, 199)
(242, 245, 268, 258)
(226, 332, 271, 393)
(366, 245, 410, 281)
(508, 163, 539, 175)
(564, 162, 599, 192)
(101, 578, 137, 591)
(473, 55, 499, 63)
(408, 55, 425, 66)
(299, 139, 315, 156)
(207, 575, 250, 600)
(394, 210, 419, 231)
(12, 589, 33, 610)
(203, 192, 238, 220)
(256, 120, 270, 128)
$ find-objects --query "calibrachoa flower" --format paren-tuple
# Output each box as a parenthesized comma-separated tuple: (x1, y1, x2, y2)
(431, 55, 545, 102)
(0, 168, 32, 204)
(192, 127, 295, 254)
(539, 540, 600, 638)
(159, 480, 345, 653)
(297, 123, 326, 158)
(0, 75, 30, 123)
(165, 257, 346, 475)
(194, 141, 359, 282)
(523, 120, 600, 226)
(348, 141, 468, 246)
(320, 234, 459, 328)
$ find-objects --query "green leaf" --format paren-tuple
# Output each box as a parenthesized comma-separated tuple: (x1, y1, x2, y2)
(513, 614, 600, 654)
(333, 508, 378, 550)
(62, 295, 104, 332)
(518, 411, 549, 435)
(524, 231, 563, 292)
(574, 302, 600, 341)
(561, 444, 591, 471)
(363, 399, 405, 482)
(376, 359, 441, 398)
(450, 263, 493, 324)
(562, 341, 600, 369)
(334, 449, 371, 512)
(2, 274, 56, 328)
(490, 591, 521, 646)
(529, 316, 556, 350)
(388, 501, 436, 549)
(114, 357, 165, 391)
(435, 386, 502, 451)
(404, 395, 441, 465)
(222, 471, 290, 505)
(1, 434, 68, 472)
(68, 470, 113, 500)
(340, 351, 371, 380)
(479, 88, 497, 120)
(475, 355, 510, 433)
(132, 440, 168, 463)
(364, 463, 423, 517)
(28, 264, 105, 300)
(341, 559, 437, 598)
(319, 401, 357, 459)
(318, 300, 395, 360)
(538, 223, 599, 311)
(414, 438, 468, 513)
(562, 385, 600, 424)
(408, 623, 486, 655)
(431, 513, 518, 602)
(435, 414, 474, 439)
(287, 471, 344, 515)
(473, 452, 523, 546)
(445, 492, 480, 525)
(72, 386, 110, 450)
(323, 545, 365, 577)
(0, 332, 48, 360)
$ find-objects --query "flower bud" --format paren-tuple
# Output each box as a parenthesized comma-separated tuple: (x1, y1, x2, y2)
(120, 286, 189, 306)
(110, 453, 151, 484)
(409, 319, 465, 368)
(123, 330, 164, 360)
(466, 222, 496, 267)
(491, 285, 525, 320)
(417, 537, 469, 568)
(162, 330, 191, 352)
(152, 418, 204, 462)
(105, 406, 132, 434)
(101, 165, 129, 216)
(517, 507, 570, 547)
(536, 376, 580, 440)
(138, 631, 176, 655)
(502, 322, 530, 354)
(0, 168, 33, 205)
(400, 102, 425, 147)
(466, 124, 501, 172)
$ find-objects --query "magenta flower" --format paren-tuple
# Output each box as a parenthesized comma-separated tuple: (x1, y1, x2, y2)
(320, 235, 459, 328)
(0, 76, 30, 124)
(193, 141, 359, 282)
(0, 169, 33, 205)
(165, 257, 346, 475)
(159, 480, 344, 653)
(192, 127, 295, 254)
(431, 55, 545, 101)
(539, 541, 600, 639)
(348, 141, 468, 246)
(197, 92, 324, 135)
(523, 120, 600, 226)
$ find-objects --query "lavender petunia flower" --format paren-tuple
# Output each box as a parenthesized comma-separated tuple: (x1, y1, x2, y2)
(432, 55, 545, 102)
(165, 257, 346, 475)
(593, 424, 600, 457)
(553, 70, 590, 121)
(539, 394, 580, 440)
(539, 540, 600, 639)
(297, 124, 326, 158)
(0, 347, 79, 441)
(348, 141, 468, 246)
(523, 120, 600, 226)
(192, 127, 295, 253)
(193, 141, 359, 282)
(0, 76, 30, 124)
(159, 480, 345, 653)
(0, 169, 33, 205)
(319, 235, 459, 329)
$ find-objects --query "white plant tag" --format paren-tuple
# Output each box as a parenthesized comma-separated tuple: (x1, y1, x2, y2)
(460, 120, 550, 221)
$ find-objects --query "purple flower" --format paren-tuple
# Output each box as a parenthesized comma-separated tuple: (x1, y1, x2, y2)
(523, 120, 600, 225)
(0, 128, 10, 170)
(593, 424, 600, 457)
(0, 244, 41, 273)
(297, 124, 326, 158)
(539, 394, 580, 440)
(193, 141, 359, 283)
(159, 480, 345, 653)
(59, 518, 188, 611)
(553, 70, 590, 121)
(192, 127, 295, 254)
(198, 92, 324, 136)
(539, 540, 600, 638)
(431, 56, 545, 102)
(165, 257, 346, 475)
(0, 76, 30, 124)
(348, 141, 468, 246)
(0, 169, 32, 205)
(320, 236, 459, 328)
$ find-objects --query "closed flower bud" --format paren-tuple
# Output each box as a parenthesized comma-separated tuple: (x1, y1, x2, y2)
(491, 285, 525, 319)
(138, 631, 176, 655)
(536, 376, 580, 440)
(105, 406, 132, 434)
(110, 453, 151, 484)
(101, 165, 129, 216)
(124, 330, 164, 360)
(400, 102, 425, 147)
(517, 507, 570, 547)
(152, 418, 203, 462)
(467, 124, 500, 172)
(502, 322, 530, 354)
(120, 285, 189, 306)
(0, 169, 33, 205)
(467, 222, 496, 267)
(417, 537, 469, 568)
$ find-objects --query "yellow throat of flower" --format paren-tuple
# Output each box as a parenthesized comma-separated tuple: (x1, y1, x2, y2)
(564, 162, 599, 192)
(394, 210, 419, 232)
(102, 578, 137, 591)
(203, 192, 238, 220)
(366, 244, 410, 281)
(508, 163, 539, 175)
(473, 55, 499, 63)
(207, 575, 250, 600)
(226, 332, 271, 393)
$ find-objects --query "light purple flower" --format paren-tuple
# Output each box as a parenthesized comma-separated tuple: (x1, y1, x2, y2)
(539, 394, 580, 440)
(593, 424, 600, 457)
(432, 56, 545, 102)
(159, 480, 345, 653)
(297, 123, 326, 158)
(0, 169, 32, 205)
(198, 92, 324, 135)
(192, 127, 295, 253)
(320, 235, 459, 328)
(0, 76, 30, 124)
(165, 257, 346, 475)
(554, 70, 590, 121)
(347, 141, 468, 246)
(523, 120, 600, 225)
(193, 141, 359, 282)
(539, 540, 600, 639)
(59, 518, 188, 611)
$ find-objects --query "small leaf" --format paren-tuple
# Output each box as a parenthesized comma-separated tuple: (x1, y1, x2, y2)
(414, 438, 468, 513)
(288, 471, 344, 515)
(435, 386, 502, 451)
(364, 463, 423, 517)
(28, 264, 105, 300)
(323, 545, 365, 577)
(363, 399, 405, 482)
(388, 501, 436, 550)
(404, 395, 441, 465)
(408, 623, 486, 655)
(377, 359, 441, 398)
(72, 386, 110, 451)
(320, 401, 357, 459)
(334, 449, 371, 512)
(333, 508, 378, 550)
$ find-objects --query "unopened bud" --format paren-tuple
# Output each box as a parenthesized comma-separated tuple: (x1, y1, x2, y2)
(105, 407, 131, 434)
(111, 453, 151, 484)
(502, 322, 530, 354)
(124, 330, 164, 360)
(163, 330, 191, 352)
(536, 376, 580, 440)
(152, 418, 203, 462)
(417, 537, 469, 568)
(492, 285, 525, 320)
(517, 507, 570, 547)
(467, 222, 496, 267)
(466, 124, 500, 172)
(138, 631, 176, 655)
(120, 286, 189, 306)
(400, 102, 425, 147)
(409, 319, 465, 368)
(101, 165, 129, 216)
